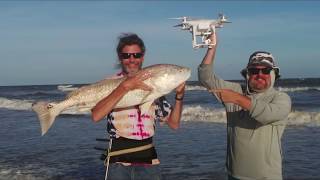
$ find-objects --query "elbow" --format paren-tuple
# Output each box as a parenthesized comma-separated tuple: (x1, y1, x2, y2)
(198, 76, 211, 89)
(91, 109, 102, 122)
(198, 74, 207, 86)
(91, 114, 100, 122)
(170, 122, 180, 130)
(171, 124, 180, 130)
(198, 70, 210, 86)
(91, 115, 100, 122)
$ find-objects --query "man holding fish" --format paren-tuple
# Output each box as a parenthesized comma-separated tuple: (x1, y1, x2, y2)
(91, 33, 186, 180)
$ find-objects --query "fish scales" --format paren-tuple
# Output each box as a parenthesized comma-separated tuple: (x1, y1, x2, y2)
(32, 64, 191, 135)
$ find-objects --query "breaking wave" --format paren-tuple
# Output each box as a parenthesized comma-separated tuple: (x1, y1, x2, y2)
(181, 105, 226, 123)
(1, 97, 319, 127)
(185, 85, 207, 91)
(185, 85, 320, 92)
(0, 97, 88, 115)
(0, 97, 33, 111)
(0, 168, 43, 180)
(276, 86, 320, 92)
(0, 164, 64, 180)
(54, 84, 320, 93)
(56, 84, 207, 92)
(57, 84, 78, 92)
(181, 105, 320, 127)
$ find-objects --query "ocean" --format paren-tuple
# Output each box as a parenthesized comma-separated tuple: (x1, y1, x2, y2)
(0, 78, 320, 180)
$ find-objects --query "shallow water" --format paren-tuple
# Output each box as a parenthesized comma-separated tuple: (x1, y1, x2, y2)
(1, 79, 320, 179)
(1, 110, 319, 180)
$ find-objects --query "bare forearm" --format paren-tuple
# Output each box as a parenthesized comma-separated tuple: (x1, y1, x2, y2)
(167, 99, 183, 129)
(234, 94, 252, 110)
(213, 89, 252, 110)
(91, 85, 128, 122)
(201, 47, 216, 65)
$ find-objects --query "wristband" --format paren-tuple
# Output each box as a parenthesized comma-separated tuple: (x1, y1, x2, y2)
(175, 94, 184, 101)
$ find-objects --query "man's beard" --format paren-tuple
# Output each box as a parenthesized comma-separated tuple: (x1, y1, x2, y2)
(122, 63, 143, 76)
(249, 80, 270, 93)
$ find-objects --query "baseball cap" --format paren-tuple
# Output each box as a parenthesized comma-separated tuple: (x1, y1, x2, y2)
(247, 51, 276, 67)
(241, 51, 280, 79)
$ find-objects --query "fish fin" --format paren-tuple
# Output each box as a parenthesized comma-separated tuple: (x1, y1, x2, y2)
(139, 101, 153, 115)
(74, 102, 96, 112)
(32, 101, 63, 136)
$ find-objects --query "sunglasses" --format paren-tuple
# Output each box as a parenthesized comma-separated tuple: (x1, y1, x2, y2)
(119, 53, 144, 59)
(248, 67, 273, 75)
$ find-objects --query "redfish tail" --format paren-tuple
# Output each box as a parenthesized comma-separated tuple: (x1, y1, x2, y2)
(32, 101, 63, 136)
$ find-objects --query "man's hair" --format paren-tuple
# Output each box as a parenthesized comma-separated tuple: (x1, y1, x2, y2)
(116, 33, 146, 57)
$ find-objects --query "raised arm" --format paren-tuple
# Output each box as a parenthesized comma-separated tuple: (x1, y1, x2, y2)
(201, 32, 217, 65)
(198, 32, 249, 109)
(166, 82, 186, 129)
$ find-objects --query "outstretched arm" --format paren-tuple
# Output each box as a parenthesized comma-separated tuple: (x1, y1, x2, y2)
(210, 89, 252, 110)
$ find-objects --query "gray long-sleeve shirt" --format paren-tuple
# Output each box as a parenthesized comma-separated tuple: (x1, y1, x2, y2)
(198, 63, 291, 180)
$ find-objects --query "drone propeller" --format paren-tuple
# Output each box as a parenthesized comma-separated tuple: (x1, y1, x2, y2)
(168, 17, 188, 20)
(169, 16, 189, 23)
(218, 13, 231, 23)
(221, 19, 232, 23)
(173, 24, 184, 27)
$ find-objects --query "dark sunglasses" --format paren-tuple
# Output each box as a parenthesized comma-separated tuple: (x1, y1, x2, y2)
(248, 67, 273, 75)
(119, 53, 144, 59)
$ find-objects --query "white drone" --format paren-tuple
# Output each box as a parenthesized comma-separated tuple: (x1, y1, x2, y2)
(171, 14, 231, 49)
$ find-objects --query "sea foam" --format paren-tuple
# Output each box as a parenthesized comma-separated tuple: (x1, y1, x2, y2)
(0, 97, 33, 111)
(55, 84, 320, 93)
(57, 84, 78, 92)
(1, 97, 319, 127)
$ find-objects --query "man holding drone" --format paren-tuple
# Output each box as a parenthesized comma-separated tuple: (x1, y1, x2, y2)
(197, 31, 291, 180)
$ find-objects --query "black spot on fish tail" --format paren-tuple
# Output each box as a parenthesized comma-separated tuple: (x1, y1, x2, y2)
(47, 104, 53, 109)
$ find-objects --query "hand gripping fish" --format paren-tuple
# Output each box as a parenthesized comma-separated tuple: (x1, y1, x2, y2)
(32, 64, 191, 135)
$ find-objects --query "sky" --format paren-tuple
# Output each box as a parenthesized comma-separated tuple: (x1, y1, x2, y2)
(1, 1, 320, 86)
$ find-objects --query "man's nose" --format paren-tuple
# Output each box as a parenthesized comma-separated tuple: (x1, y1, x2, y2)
(128, 56, 136, 62)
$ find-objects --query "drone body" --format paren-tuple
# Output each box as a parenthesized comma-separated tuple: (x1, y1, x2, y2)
(173, 14, 231, 49)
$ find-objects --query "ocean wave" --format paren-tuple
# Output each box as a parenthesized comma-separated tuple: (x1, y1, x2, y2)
(57, 84, 206, 92)
(0, 164, 60, 180)
(276, 86, 320, 92)
(185, 85, 320, 92)
(0, 91, 62, 98)
(57, 83, 320, 93)
(0, 97, 88, 115)
(1, 97, 319, 126)
(0, 168, 43, 180)
(181, 105, 320, 127)
(0, 97, 33, 110)
(181, 105, 226, 123)
(185, 85, 207, 91)
(57, 84, 78, 92)
(287, 110, 320, 126)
